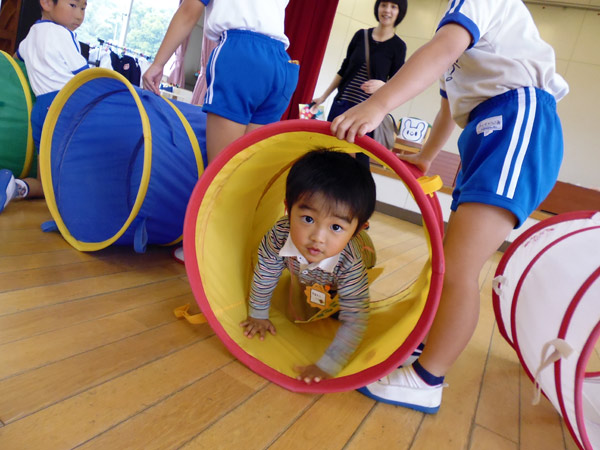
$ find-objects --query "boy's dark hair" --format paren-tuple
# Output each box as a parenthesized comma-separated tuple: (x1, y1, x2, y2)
(374, 0, 407, 27)
(286, 149, 376, 233)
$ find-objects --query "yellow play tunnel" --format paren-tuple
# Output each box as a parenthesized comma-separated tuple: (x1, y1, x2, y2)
(183, 120, 445, 393)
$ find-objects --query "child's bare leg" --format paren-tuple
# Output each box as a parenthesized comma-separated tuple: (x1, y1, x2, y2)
(205, 113, 248, 164)
(206, 114, 265, 164)
(418, 202, 517, 376)
(22, 174, 43, 198)
(22, 156, 44, 199)
(245, 123, 262, 135)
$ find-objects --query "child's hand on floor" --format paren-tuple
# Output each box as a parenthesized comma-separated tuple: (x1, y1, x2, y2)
(294, 364, 330, 384)
(239, 317, 276, 340)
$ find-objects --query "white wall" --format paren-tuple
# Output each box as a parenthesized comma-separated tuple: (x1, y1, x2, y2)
(182, 21, 204, 91)
(314, 0, 600, 190)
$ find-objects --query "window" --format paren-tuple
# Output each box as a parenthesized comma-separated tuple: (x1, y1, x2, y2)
(77, 0, 179, 57)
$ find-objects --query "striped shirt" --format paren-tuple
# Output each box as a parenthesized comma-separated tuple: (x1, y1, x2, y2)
(249, 216, 371, 376)
(339, 63, 370, 105)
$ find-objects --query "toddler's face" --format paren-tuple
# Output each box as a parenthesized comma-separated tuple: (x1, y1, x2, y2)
(42, 0, 87, 31)
(289, 193, 359, 265)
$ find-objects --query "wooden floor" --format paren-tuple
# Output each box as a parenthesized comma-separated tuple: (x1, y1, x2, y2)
(0, 199, 584, 449)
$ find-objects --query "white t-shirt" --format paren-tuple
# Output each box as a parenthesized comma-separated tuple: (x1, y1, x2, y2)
(17, 21, 88, 97)
(438, 0, 569, 128)
(199, 0, 289, 48)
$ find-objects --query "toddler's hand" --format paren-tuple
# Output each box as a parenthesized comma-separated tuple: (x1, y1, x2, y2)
(239, 317, 276, 340)
(294, 364, 330, 385)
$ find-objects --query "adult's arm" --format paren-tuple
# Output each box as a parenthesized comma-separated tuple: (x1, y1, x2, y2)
(311, 74, 342, 109)
(311, 30, 361, 110)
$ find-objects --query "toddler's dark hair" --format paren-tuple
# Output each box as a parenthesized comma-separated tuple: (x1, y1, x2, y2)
(286, 149, 376, 233)
(374, 0, 407, 27)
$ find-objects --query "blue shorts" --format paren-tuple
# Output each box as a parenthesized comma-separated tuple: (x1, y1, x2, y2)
(203, 29, 299, 125)
(32, 90, 59, 151)
(452, 87, 563, 227)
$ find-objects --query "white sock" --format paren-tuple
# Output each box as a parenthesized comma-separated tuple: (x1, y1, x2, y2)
(14, 179, 29, 198)
(386, 365, 435, 389)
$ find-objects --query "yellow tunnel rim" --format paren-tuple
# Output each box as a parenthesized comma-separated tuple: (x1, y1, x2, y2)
(160, 96, 205, 247)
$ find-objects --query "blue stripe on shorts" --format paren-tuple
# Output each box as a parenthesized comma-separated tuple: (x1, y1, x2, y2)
(452, 87, 563, 227)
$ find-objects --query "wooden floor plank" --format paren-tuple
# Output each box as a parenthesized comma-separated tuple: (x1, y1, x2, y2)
(371, 253, 429, 299)
(0, 236, 71, 257)
(373, 233, 425, 262)
(0, 264, 186, 316)
(375, 240, 427, 271)
(0, 320, 211, 423)
(0, 199, 580, 449)
(0, 278, 191, 345)
(519, 369, 566, 450)
(345, 403, 423, 450)
(78, 361, 268, 450)
(470, 425, 518, 450)
(181, 381, 317, 449)
(0, 248, 93, 274)
(0, 337, 233, 450)
(475, 325, 521, 443)
(268, 391, 374, 449)
(0, 199, 53, 230)
(0, 259, 143, 294)
(0, 295, 193, 380)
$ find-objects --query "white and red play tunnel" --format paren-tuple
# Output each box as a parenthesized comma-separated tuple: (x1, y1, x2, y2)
(492, 210, 600, 450)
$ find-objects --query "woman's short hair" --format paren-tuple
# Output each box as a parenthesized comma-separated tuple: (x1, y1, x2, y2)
(374, 0, 408, 27)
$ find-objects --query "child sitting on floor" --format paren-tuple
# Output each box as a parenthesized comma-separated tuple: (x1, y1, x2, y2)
(1, 0, 88, 214)
(240, 149, 377, 384)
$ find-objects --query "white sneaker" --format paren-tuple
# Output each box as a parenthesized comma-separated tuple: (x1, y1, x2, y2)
(357, 365, 445, 414)
(172, 245, 184, 264)
(0, 169, 16, 213)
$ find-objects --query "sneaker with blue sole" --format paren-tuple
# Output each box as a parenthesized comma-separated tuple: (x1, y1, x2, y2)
(0, 169, 16, 214)
(357, 365, 445, 414)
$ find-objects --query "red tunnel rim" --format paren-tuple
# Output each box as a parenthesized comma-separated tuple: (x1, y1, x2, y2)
(183, 119, 445, 393)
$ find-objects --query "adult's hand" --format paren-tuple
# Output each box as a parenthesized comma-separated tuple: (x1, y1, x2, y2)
(361, 79, 385, 94)
(310, 96, 326, 114)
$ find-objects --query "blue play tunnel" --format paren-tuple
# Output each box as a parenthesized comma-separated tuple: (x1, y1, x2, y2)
(39, 68, 206, 252)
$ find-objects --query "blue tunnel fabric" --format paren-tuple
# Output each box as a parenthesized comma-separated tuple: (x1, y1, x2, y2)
(45, 72, 205, 251)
